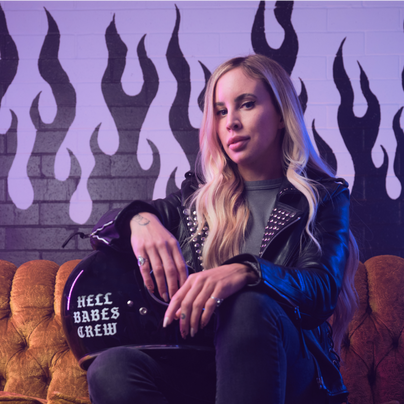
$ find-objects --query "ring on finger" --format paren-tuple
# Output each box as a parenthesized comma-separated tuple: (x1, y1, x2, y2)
(137, 256, 148, 267)
(210, 296, 224, 308)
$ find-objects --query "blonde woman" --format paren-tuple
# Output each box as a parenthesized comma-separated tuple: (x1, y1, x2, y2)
(88, 54, 359, 404)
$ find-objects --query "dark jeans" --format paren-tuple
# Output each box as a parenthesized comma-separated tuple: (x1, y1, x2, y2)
(87, 289, 326, 404)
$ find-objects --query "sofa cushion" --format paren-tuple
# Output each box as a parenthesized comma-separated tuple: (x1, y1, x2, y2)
(340, 255, 404, 404)
(0, 260, 89, 403)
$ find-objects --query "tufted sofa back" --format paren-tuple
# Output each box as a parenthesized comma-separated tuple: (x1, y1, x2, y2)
(0, 255, 403, 404)
(340, 255, 404, 404)
(0, 259, 89, 404)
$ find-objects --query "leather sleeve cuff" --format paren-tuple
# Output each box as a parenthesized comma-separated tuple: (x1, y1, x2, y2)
(222, 253, 262, 287)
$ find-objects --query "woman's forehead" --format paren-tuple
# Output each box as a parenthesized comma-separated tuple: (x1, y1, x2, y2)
(214, 68, 266, 100)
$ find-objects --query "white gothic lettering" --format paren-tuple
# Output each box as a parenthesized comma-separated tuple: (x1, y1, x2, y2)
(74, 292, 120, 338)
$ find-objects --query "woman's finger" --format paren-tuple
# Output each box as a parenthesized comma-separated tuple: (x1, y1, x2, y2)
(200, 295, 220, 330)
(188, 292, 211, 337)
(135, 252, 154, 292)
(164, 273, 206, 337)
(172, 245, 188, 288)
(163, 278, 191, 328)
(157, 243, 183, 300)
(146, 246, 170, 302)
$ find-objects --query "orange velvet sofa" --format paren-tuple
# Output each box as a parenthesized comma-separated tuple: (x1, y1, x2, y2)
(0, 255, 403, 404)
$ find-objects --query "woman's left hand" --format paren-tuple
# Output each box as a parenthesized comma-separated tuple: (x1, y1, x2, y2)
(163, 263, 258, 338)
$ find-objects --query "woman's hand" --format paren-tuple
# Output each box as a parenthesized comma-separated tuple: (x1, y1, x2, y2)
(130, 212, 188, 302)
(163, 263, 258, 338)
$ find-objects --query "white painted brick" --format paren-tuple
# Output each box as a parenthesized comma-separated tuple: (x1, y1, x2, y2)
(363, 1, 404, 8)
(366, 31, 404, 55)
(2, 2, 45, 11)
(141, 106, 173, 130)
(292, 8, 327, 32)
(294, 2, 363, 9)
(303, 79, 342, 105)
(7, 36, 44, 62)
(5, 10, 48, 36)
(52, 10, 118, 35)
(176, 33, 221, 56)
(178, 1, 261, 10)
(380, 105, 404, 126)
(369, 79, 404, 107)
(219, 33, 254, 57)
(76, 34, 109, 59)
(76, 1, 148, 11)
(55, 34, 77, 60)
(63, 60, 108, 84)
(293, 57, 328, 80)
(333, 152, 355, 178)
(375, 129, 398, 152)
(180, 7, 257, 34)
(114, 9, 178, 35)
(304, 105, 329, 129)
(136, 37, 170, 59)
(298, 32, 365, 56)
(327, 7, 401, 32)
(328, 55, 400, 80)
(40, 1, 78, 11)
(6, 82, 50, 107)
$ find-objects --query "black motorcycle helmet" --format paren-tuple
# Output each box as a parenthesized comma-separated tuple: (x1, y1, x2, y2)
(61, 248, 215, 370)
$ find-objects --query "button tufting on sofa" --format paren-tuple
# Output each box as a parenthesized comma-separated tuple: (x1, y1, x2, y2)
(0, 259, 90, 404)
(340, 255, 404, 404)
(0, 255, 403, 404)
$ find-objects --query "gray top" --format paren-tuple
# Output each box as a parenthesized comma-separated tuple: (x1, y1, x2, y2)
(241, 178, 283, 255)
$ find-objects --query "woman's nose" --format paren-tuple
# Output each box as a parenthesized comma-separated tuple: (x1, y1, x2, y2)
(226, 112, 242, 131)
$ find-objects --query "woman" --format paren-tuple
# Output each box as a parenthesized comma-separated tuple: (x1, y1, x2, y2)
(87, 54, 359, 404)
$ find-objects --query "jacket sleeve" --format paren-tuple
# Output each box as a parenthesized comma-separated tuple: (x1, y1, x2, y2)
(224, 186, 351, 330)
(90, 192, 183, 252)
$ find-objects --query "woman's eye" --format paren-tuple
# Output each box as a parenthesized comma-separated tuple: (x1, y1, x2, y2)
(216, 109, 227, 117)
(242, 101, 255, 109)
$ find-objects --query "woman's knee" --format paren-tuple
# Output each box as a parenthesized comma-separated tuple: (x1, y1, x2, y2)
(215, 290, 288, 350)
(87, 347, 159, 403)
(217, 290, 284, 331)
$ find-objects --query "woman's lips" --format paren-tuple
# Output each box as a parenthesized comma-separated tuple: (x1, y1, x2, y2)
(228, 136, 250, 151)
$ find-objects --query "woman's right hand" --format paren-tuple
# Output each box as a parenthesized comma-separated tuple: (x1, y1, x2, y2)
(130, 212, 188, 302)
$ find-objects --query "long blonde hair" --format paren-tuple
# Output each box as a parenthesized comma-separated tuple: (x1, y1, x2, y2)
(190, 54, 358, 351)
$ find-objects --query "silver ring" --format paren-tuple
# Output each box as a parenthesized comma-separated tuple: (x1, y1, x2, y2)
(210, 296, 224, 308)
(137, 256, 148, 267)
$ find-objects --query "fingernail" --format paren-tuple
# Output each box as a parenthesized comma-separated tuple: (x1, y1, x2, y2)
(162, 292, 168, 302)
(190, 327, 195, 338)
(163, 317, 169, 328)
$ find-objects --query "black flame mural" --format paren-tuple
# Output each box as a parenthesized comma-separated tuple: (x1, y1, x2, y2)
(166, 5, 210, 195)
(29, 9, 80, 206)
(332, 39, 404, 259)
(252, 1, 307, 112)
(89, 16, 160, 204)
(0, 3, 18, 192)
(0, 1, 403, 265)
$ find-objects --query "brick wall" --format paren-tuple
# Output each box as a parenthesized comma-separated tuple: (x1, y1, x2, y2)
(0, 1, 403, 266)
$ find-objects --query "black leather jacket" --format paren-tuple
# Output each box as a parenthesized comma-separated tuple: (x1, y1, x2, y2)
(90, 170, 351, 403)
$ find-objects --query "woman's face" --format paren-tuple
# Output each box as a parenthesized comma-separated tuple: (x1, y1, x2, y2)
(214, 67, 285, 181)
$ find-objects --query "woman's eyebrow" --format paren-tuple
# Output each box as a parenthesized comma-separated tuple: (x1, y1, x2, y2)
(234, 93, 257, 103)
(214, 93, 257, 108)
